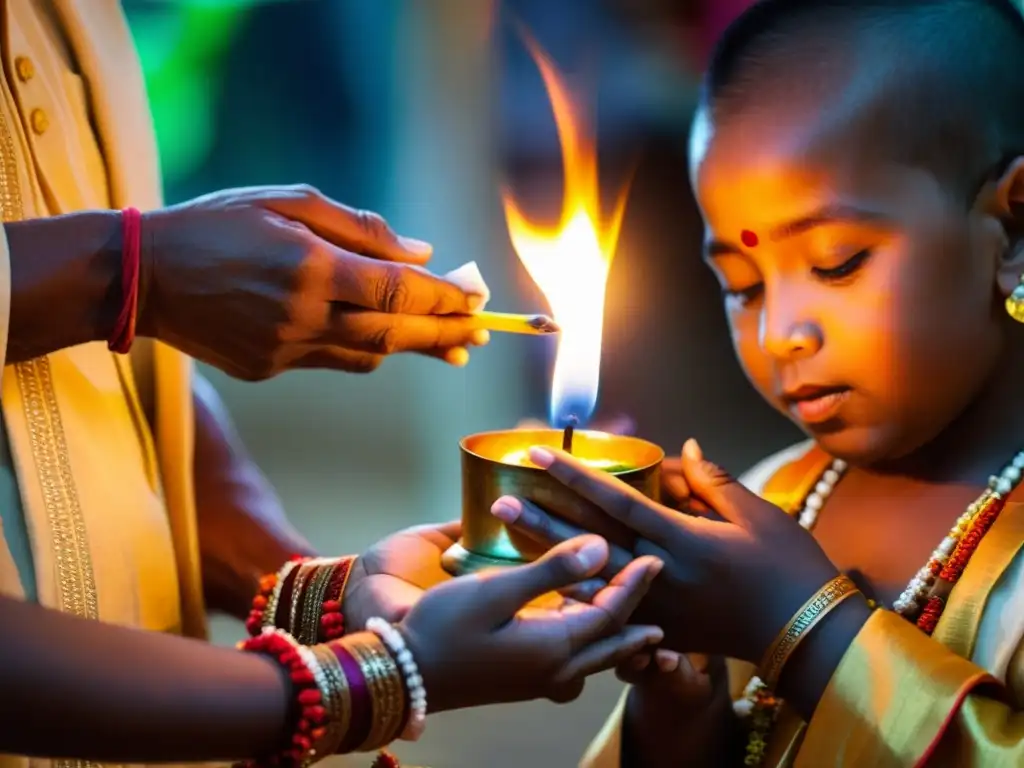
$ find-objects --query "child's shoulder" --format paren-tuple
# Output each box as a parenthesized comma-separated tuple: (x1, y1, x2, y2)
(739, 439, 819, 496)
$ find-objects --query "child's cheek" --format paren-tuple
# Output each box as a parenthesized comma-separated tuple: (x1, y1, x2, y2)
(728, 312, 776, 400)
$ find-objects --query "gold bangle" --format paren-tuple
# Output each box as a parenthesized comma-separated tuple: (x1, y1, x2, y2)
(759, 575, 860, 690)
(320, 643, 353, 749)
(289, 562, 317, 635)
(334, 555, 357, 603)
(349, 633, 404, 751)
(347, 636, 386, 751)
(302, 564, 335, 644)
(310, 643, 348, 755)
(363, 636, 401, 751)
(370, 636, 405, 746)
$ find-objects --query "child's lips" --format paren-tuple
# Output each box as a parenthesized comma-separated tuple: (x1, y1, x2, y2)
(783, 386, 852, 424)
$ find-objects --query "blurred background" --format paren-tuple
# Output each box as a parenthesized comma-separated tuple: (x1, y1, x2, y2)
(121, 1, 800, 765)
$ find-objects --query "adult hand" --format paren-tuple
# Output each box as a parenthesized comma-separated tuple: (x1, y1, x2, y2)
(397, 535, 664, 713)
(490, 440, 845, 663)
(342, 521, 459, 632)
(140, 186, 489, 380)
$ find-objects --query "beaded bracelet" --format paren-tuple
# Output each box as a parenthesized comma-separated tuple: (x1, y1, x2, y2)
(237, 628, 411, 768)
(237, 628, 334, 768)
(247, 556, 356, 642)
(734, 677, 781, 767)
(246, 556, 307, 637)
(366, 618, 427, 741)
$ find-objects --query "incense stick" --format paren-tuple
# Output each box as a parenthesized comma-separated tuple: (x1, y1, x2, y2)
(467, 311, 560, 336)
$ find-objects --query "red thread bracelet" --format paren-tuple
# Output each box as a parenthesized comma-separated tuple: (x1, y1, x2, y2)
(108, 207, 142, 354)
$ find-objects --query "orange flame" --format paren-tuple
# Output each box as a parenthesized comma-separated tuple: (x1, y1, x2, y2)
(502, 34, 632, 426)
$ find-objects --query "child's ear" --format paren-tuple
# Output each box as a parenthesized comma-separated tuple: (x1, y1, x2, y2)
(989, 156, 1024, 297)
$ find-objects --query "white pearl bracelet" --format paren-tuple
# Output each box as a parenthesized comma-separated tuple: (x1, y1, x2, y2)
(366, 617, 427, 741)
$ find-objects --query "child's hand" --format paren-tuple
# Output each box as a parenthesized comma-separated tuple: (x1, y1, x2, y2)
(619, 652, 737, 767)
(491, 441, 853, 664)
(343, 521, 460, 630)
(617, 650, 717, 708)
(397, 535, 664, 713)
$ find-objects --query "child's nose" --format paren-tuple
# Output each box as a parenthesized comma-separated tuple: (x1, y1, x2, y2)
(759, 315, 823, 361)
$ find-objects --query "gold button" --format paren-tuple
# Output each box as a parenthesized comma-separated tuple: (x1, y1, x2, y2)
(30, 108, 48, 135)
(14, 56, 34, 82)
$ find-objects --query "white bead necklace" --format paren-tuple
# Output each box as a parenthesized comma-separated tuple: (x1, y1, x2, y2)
(737, 448, 1024, 754)
(792, 450, 1024, 616)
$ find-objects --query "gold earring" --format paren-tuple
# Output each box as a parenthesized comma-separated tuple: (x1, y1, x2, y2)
(1007, 276, 1024, 323)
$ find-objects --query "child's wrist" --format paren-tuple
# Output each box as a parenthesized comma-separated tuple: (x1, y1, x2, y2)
(774, 593, 873, 719)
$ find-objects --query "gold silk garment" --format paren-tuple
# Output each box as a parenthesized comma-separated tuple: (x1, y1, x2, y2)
(580, 441, 1024, 767)
(0, 2, 205, 767)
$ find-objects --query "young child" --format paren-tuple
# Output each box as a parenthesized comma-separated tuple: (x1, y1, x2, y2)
(490, 0, 1024, 765)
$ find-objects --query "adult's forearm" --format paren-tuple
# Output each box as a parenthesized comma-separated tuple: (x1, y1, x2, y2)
(0, 595, 289, 762)
(193, 374, 317, 619)
(6, 211, 124, 363)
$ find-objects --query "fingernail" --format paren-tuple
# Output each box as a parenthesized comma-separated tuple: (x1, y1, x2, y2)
(398, 236, 433, 256)
(470, 329, 490, 346)
(645, 559, 665, 583)
(657, 653, 680, 673)
(490, 496, 522, 523)
(446, 347, 469, 367)
(467, 294, 486, 312)
(683, 438, 703, 461)
(574, 538, 606, 570)
(528, 446, 555, 468)
(647, 629, 665, 645)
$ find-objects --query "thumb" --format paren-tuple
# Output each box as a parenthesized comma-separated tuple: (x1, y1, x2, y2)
(476, 535, 609, 623)
(679, 439, 752, 525)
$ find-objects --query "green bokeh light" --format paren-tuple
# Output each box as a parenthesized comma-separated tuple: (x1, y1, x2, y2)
(125, 2, 252, 184)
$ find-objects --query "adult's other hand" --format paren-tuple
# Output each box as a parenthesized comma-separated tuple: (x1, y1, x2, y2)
(140, 186, 489, 380)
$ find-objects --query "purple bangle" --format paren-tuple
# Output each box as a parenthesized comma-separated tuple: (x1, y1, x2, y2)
(332, 642, 372, 753)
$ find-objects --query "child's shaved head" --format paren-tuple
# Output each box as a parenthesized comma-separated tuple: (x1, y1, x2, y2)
(687, 0, 1024, 465)
(703, 0, 1024, 202)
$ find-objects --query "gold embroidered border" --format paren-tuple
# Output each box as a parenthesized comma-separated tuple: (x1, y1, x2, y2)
(0, 81, 23, 223)
(15, 359, 99, 620)
(1, 77, 99, 768)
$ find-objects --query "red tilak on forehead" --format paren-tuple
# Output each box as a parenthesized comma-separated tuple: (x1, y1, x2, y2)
(740, 230, 759, 248)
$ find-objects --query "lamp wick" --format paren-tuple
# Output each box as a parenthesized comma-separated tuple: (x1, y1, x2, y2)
(562, 415, 578, 454)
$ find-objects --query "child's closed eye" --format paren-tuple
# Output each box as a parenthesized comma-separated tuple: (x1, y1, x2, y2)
(812, 248, 873, 282)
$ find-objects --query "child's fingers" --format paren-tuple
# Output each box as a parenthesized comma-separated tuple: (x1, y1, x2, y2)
(589, 556, 664, 627)
(615, 651, 653, 684)
(491, 496, 637, 574)
(662, 457, 691, 502)
(474, 535, 610, 623)
(559, 578, 606, 603)
(555, 624, 664, 682)
(616, 650, 713, 700)
(492, 494, 638, 553)
(616, 649, 682, 685)
(653, 648, 683, 673)
(561, 557, 663, 650)
(527, 447, 697, 546)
